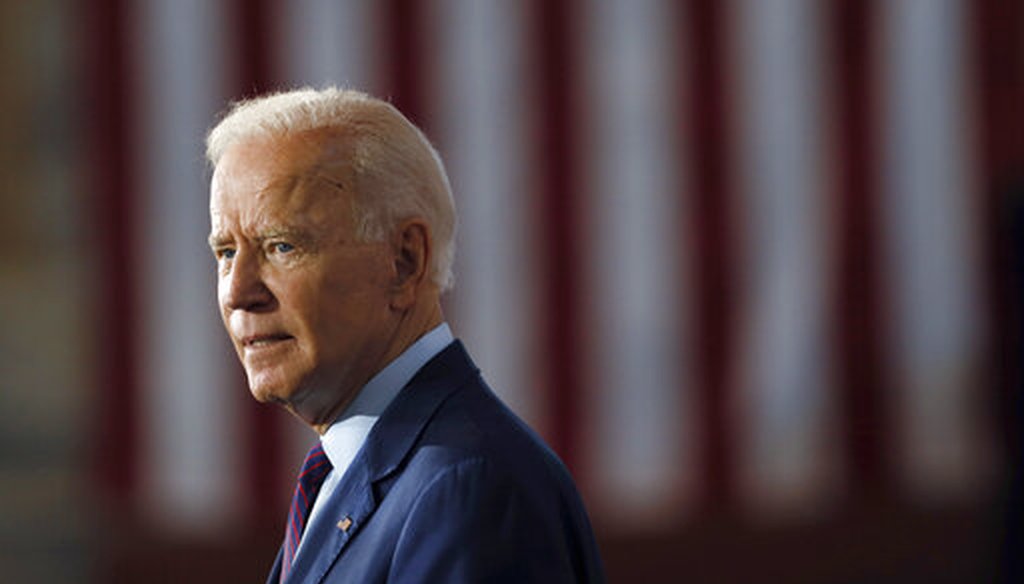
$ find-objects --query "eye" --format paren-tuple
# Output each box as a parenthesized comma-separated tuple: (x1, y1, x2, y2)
(216, 248, 236, 260)
(270, 241, 295, 254)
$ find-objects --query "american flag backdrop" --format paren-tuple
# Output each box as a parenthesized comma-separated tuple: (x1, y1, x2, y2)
(81, 0, 1021, 579)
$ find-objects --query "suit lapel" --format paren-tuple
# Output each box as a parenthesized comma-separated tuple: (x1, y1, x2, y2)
(286, 461, 377, 583)
(282, 341, 478, 584)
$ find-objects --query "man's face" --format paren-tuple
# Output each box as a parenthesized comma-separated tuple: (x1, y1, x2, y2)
(209, 133, 398, 426)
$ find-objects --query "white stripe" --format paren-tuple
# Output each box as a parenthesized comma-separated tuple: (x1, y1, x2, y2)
(425, 1, 543, 428)
(277, 0, 377, 91)
(877, 0, 990, 499)
(581, 0, 691, 528)
(729, 0, 839, 514)
(134, 0, 240, 532)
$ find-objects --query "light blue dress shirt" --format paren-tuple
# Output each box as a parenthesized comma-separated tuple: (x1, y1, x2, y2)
(294, 322, 453, 559)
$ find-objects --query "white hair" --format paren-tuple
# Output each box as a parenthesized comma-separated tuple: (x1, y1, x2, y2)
(206, 87, 456, 291)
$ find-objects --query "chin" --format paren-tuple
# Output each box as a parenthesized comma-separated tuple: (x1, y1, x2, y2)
(247, 383, 280, 404)
(245, 371, 295, 405)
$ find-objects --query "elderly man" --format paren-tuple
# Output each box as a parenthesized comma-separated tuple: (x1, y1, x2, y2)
(206, 88, 604, 583)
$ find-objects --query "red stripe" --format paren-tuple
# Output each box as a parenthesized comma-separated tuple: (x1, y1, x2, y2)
(828, 0, 890, 503)
(286, 505, 300, 558)
(233, 0, 278, 97)
(682, 0, 739, 512)
(291, 497, 303, 531)
(380, 0, 427, 127)
(969, 0, 1024, 184)
(529, 0, 584, 474)
(970, 2, 1024, 566)
(229, 0, 286, 525)
(298, 459, 329, 480)
(83, 0, 141, 504)
(971, 0, 1024, 381)
(295, 467, 329, 523)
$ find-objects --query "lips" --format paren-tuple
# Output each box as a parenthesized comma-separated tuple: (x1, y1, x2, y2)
(240, 333, 294, 348)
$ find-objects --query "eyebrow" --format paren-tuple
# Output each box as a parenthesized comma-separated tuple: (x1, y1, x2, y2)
(253, 226, 313, 245)
(207, 232, 230, 250)
(207, 226, 317, 250)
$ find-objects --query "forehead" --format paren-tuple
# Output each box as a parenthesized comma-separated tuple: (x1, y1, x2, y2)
(210, 132, 353, 235)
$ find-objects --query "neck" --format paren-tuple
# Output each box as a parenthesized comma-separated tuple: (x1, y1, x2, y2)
(384, 292, 444, 365)
(309, 295, 444, 435)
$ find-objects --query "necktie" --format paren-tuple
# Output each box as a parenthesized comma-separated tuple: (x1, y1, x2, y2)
(280, 443, 333, 583)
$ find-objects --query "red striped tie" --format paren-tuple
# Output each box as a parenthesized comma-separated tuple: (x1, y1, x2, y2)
(280, 444, 333, 583)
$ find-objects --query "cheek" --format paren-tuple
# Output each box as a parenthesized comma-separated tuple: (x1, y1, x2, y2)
(216, 283, 225, 311)
(216, 282, 232, 324)
(274, 283, 324, 337)
(302, 289, 374, 343)
(279, 258, 392, 343)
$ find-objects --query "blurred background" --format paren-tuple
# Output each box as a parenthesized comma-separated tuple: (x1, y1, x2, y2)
(1, 0, 1021, 582)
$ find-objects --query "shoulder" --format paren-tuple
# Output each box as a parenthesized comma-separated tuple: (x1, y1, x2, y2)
(388, 454, 601, 583)
(414, 373, 576, 493)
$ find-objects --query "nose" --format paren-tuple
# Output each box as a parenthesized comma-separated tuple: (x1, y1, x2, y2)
(220, 250, 274, 312)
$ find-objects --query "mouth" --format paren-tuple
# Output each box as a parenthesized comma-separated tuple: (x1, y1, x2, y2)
(240, 333, 294, 349)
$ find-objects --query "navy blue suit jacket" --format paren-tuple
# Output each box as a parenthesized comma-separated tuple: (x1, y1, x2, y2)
(267, 341, 605, 583)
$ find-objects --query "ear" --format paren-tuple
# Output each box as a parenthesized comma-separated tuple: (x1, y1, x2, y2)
(389, 218, 433, 310)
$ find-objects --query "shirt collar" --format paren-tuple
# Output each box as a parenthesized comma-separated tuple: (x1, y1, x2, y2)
(320, 323, 454, 464)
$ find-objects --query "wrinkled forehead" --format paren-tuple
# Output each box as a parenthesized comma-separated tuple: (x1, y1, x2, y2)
(219, 128, 353, 178)
(209, 131, 356, 233)
(214, 129, 356, 197)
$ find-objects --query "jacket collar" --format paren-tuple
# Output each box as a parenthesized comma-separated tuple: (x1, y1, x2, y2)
(282, 340, 478, 584)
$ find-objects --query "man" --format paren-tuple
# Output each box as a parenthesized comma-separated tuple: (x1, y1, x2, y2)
(206, 87, 604, 583)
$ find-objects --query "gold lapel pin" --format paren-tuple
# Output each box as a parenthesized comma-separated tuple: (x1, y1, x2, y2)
(337, 517, 353, 532)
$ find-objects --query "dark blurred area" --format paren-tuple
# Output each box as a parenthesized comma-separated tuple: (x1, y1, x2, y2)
(1, 1, 1021, 582)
